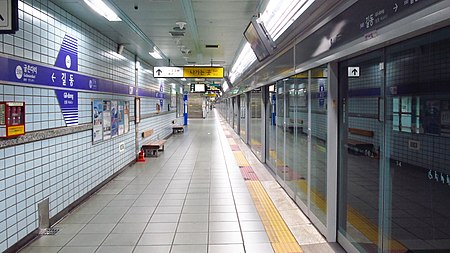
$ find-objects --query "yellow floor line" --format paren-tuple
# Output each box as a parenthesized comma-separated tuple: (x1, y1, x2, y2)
(295, 179, 407, 251)
(247, 181, 302, 253)
(233, 151, 250, 167)
(221, 115, 405, 252)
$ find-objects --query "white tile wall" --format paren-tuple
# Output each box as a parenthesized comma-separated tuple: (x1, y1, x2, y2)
(0, 0, 179, 251)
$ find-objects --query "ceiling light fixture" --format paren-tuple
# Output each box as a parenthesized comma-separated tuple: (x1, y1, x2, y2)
(260, 0, 315, 40)
(83, 0, 122, 21)
(229, 0, 315, 85)
(149, 47, 163, 59)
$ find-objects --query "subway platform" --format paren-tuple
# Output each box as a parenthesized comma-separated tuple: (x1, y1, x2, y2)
(18, 110, 345, 253)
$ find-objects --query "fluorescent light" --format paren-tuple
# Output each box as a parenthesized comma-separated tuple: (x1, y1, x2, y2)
(84, 0, 121, 21)
(228, 0, 315, 85)
(260, 0, 315, 40)
(149, 48, 163, 59)
(229, 43, 257, 83)
(222, 81, 229, 92)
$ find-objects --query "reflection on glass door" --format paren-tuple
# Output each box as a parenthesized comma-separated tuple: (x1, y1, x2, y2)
(250, 89, 263, 160)
(283, 73, 309, 204)
(309, 67, 328, 225)
(384, 26, 450, 253)
(234, 96, 239, 133)
(267, 84, 277, 173)
(276, 81, 287, 181)
(339, 51, 384, 253)
(240, 94, 247, 142)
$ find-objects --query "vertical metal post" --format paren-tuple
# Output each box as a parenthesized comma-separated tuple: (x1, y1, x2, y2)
(326, 62, 339, 241)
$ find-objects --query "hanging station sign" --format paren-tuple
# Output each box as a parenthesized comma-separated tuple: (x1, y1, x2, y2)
(153, 66, 224, 78)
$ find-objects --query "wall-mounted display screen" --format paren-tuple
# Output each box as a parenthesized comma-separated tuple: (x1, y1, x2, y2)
(244, 17, 276, 62)
(195, 84, 205, 92)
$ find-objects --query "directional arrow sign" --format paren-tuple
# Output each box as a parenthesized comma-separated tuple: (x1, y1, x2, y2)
(348, 67, 360, 77)
(393, 3, 398, 13)
(152, 67, 183, 78)
(51, 73, 56, 82)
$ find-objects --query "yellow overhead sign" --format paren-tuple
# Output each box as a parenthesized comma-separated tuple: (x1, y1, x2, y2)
(183, 67, 224, 78)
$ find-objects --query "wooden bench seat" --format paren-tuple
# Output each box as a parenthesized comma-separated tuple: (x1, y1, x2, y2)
(142, 139, 167, 157)
(172, 125, 184, 134)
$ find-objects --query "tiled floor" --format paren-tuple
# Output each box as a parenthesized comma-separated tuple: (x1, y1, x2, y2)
(19, 110, 345, 253)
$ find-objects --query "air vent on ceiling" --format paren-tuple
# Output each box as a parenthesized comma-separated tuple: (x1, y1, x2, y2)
(205, 44, 219, 48)
(170, 31, 185, 37)
(187, 61, 196, 64)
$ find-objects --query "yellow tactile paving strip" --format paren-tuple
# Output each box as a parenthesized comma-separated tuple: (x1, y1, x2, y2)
(247, 180, 303, 253)
(222, 117, 407, 252)
(233, 151, 250, 167)
(225, 136, 302, 253)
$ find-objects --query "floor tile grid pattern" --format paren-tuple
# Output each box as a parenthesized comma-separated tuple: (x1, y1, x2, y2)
(18, 112, 276, 253)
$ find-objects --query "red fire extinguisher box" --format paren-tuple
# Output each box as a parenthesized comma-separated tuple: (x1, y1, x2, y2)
(0, 102, 26, 138)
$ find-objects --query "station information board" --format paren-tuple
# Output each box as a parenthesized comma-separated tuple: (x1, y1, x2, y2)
(153, 66, 224, 78)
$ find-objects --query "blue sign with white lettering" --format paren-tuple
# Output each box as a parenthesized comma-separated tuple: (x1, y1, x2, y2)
(55, 90, 78, 126)
(0, 55, 167, 99)
(55, 34, 78, 71)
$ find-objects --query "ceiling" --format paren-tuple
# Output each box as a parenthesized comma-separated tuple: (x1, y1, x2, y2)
(52, 0, 264, 85)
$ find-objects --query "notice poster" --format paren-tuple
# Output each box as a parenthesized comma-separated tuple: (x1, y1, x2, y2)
(103, 101, 112, 140)
(124, 101, 130, 133)
(111, 100, 118, 137)
(92, 100, 103, 143)
(118, 101, 125, 135)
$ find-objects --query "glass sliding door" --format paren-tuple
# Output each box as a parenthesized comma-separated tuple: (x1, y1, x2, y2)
(284, 73, 309, 204)
(383, 26, 450, 253)
(233, 96, 239, 133)
(267, 84, 278, 173)
(309, 66, 328, 225)
(240, 93, 247, 142)
(338, 50, 384, 253)
(266, 68, 329, 229)
(249, 88, 263, 160)
(275, 80, 287, 181)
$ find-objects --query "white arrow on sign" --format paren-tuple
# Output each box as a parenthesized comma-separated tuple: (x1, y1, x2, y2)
(152, 67, 183, 78)
(51, 73, 56, 82)
(393, 3, 398, 12)
(348, 67, 360, 77)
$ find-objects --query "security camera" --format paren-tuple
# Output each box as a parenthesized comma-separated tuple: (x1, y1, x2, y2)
(134, 5, 138, 10)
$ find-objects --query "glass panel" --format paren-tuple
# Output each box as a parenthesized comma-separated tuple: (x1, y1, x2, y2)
(268, 84, 278, 173)
(310, 66, 328, 225)
(233, 97, 239, 133)
(240, 94, 247, 141)
(384, 26, 450, 253)
(283, 73, 309, 204)
(249, 89, 263, 160)
(339, 51, 384, 253)
(276, 81, 286, 180)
